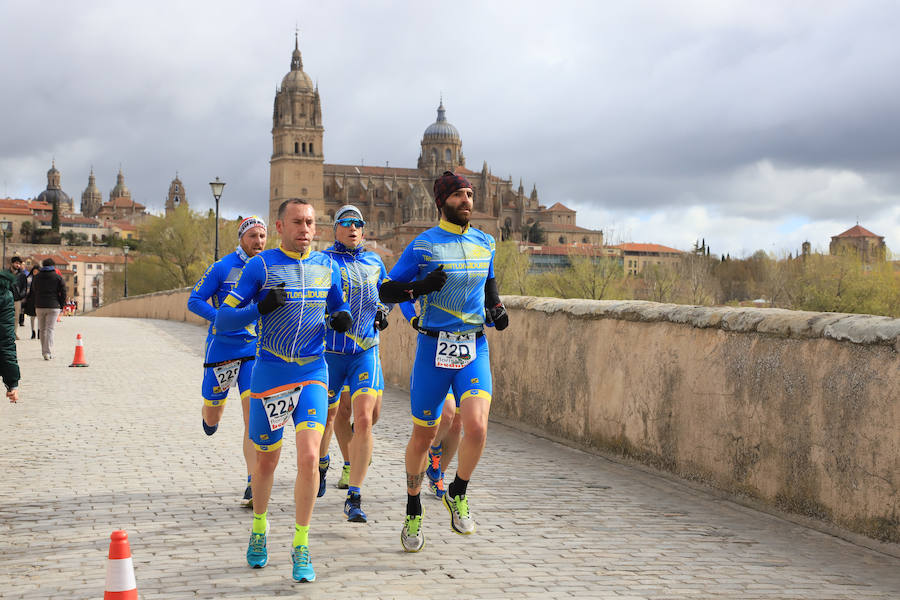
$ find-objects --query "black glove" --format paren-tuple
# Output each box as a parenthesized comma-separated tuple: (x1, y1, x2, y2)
(410, 265, 447, 297)
(329, 311, 352, 333)
(374, 309, 389, 331)
(258, 282, 286, 315)
(486, 303, 509, 331)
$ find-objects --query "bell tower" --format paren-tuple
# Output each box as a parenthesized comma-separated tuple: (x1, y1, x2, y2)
(269, 33, 325, 227)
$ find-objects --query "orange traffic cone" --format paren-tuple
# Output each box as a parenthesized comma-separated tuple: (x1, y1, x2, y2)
(104, 530, 138, 599)
(69, 334, 89, 367)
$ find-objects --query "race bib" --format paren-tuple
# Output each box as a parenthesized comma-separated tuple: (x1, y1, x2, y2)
(435, 332, 476, 369)
(263, 385, 303, 431)
(213, 359, 242, 392)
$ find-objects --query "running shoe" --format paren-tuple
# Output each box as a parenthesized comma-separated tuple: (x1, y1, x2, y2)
(317, 465, 328, 498)
(202, 419, 218, 436)
(443, 494, 476, 535)
(425, 450, 442, 488)
(240, 484, 253, 508)
(336, 463, 351, 489)
(291, 545, 316, 582)
(343, 494, 367, 523)
(246, 523, 269, 568)
(400, 512, 425, 552)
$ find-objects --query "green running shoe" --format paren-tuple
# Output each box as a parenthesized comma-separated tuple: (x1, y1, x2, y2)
(401, 512, 425, 552)
(246, 523, 269, 568)
(291, 545, 316, 582)
(443, 493, 476, 535)
(336, 463, 351, 489)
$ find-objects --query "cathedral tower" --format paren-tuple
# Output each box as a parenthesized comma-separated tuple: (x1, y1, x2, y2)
(417, 100, 465, 178)
(165, 173, 188, 215)
(269, 33, 325, 227)
(81, 168, 102, 217)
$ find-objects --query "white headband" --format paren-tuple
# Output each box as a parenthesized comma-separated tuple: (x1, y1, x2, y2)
(238, 216, 267, 239)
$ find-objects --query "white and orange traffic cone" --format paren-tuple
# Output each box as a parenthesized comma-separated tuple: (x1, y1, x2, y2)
(104, 530, 138, 599)
(69, 334, 88, 367)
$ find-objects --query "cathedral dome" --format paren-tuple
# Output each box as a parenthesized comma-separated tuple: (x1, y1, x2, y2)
(110, 168, 131, 200)
(37, 188, 71, 208)
(281, 35, 314, 92)
(423, 101, 460, 140)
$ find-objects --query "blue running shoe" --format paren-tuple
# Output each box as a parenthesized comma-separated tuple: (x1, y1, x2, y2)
(344, 494, 367, 523)
(426, 451, 445, 499)
(246, 523, 269, 568)
(291, 545, 316, 582)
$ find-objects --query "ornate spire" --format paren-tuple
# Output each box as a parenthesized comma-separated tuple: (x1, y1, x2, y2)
(291, 31, 303, 71)
(436, 98, 446, 122)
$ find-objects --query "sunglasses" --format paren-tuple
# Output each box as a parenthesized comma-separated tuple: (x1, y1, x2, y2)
(336, 218, 365, 228)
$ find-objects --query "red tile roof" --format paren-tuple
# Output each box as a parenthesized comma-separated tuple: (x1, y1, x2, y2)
(833, 224, 882, 238)
(612, 243, 683, 254)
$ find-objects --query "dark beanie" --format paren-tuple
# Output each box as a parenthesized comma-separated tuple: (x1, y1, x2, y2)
(433, 171, 472, 209)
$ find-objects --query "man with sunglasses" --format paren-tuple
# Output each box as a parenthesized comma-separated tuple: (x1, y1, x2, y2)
(188, 216, 267, 508)
(216, 198, 352, 583)
(379, 171, 509, 553)
(316, 205, 389, 524)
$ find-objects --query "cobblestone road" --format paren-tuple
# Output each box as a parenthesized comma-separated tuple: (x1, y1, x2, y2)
(1, 317, 898, 599)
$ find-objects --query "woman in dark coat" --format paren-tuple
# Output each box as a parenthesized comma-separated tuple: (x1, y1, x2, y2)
(23, 265, 39, 339)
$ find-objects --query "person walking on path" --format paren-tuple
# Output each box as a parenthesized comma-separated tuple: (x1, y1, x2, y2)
(0, 268, 21, 402)
(32, 258, 66, 360)
(23, 265, 40, 339)
(7, 257, 28, 339)
(188, 215, 268, 508)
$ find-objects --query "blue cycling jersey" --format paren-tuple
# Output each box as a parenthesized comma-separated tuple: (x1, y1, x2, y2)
(323, 242, 387, 354)
(216, 246, 349, 364)
(188, 247, 256, 343)
(387, 220, 495, 332)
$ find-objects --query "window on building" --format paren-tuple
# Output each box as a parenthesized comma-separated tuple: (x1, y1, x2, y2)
(294, 142, 299, 154)
(87, 264, 93, 270)
(445, 149, 451, 162)
(559, 236, 566, 244)
(175, 184, 179, 192)
(309, 142, 314, 154)
(97, 264, 103, 271)
(302, 142, 307, 154)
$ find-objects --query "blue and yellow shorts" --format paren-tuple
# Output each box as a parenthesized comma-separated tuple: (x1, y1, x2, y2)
(248, 356, 328, 452)
(325, 346, 381, 407)
(409, 333, 491, 427)
(201, 336, 255, 405)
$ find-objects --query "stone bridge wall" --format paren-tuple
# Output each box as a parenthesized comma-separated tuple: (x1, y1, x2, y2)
(91, 292, 900, 542)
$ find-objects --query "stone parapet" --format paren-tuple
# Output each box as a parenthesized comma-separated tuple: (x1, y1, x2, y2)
(92, 292, 900, 542)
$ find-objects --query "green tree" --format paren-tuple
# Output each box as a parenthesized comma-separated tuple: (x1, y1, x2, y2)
(492, 240, 532, 296)
(131, 205, 215, 291)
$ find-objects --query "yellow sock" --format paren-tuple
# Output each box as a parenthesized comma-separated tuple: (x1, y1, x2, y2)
(252, 512, 267, 535)
(293, 524, 309, 547)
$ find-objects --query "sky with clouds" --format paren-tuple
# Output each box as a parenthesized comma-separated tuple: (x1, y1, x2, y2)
(2, 0, 899, 257)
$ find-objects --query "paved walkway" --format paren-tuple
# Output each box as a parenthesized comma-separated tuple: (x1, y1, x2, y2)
(1, 317, 898, 599)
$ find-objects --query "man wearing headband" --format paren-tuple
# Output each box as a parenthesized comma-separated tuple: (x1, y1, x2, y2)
(380, 171, 510, 552)
(188, 215, 268, 509)
(315, 204, 389, 524)
(216, 198, 351, 583)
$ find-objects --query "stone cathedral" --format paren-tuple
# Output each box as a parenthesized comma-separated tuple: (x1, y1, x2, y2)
(268, 36, 602, 253)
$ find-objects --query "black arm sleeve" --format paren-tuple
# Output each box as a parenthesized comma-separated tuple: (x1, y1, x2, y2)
(379, 280, 415, 304)
(484, 277, 501, 307)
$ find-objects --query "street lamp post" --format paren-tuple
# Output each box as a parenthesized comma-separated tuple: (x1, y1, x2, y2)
(209, 177, 226, 261)
(0, 220, 10, 267)
(123, 244, 130, 298)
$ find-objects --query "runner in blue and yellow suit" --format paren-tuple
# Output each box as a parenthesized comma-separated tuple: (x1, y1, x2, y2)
(188, 216, 267, 508)
(215, 199, 351, 584)
(379, 171, 510, 553)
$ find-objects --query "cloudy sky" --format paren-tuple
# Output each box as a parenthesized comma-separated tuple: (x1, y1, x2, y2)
(2, 0, 899, 257)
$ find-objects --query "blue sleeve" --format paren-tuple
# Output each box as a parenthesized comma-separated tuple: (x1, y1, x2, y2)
(327, 259, 351, 315)
(386, 240, 423, 283)
(399, 300, 417, 323)
(216, 256, 264, 330)
(487, 234, 496, 279)
(187, 262, 219, 323)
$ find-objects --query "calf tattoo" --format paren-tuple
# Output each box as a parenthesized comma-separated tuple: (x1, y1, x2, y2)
(406, 471, 425, 489)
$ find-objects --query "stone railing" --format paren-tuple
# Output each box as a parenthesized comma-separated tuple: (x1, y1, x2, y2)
(92, 292, 900, 543)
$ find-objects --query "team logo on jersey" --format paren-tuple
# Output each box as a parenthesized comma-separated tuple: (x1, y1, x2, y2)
(328, 390, 336, 398)
(471, 378, 479, 384)
(260, 434, 269, 441)
(424, 409, 432, 416)
(358, 372, 369, 381)
(307, 408, 316, 416)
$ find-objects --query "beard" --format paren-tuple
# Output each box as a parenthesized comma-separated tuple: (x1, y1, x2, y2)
(442, 202, 471, 226)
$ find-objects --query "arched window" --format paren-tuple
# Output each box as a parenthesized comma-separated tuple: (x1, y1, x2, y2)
(309, 142, 314, 154)
(302, 142, 306, 154)
(431, 149, 438, 162)
(559, 236, 566, 244)
(294, 142, 299, 154)
(583, 237, 589, 244)
(445, 148, 451, 162)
